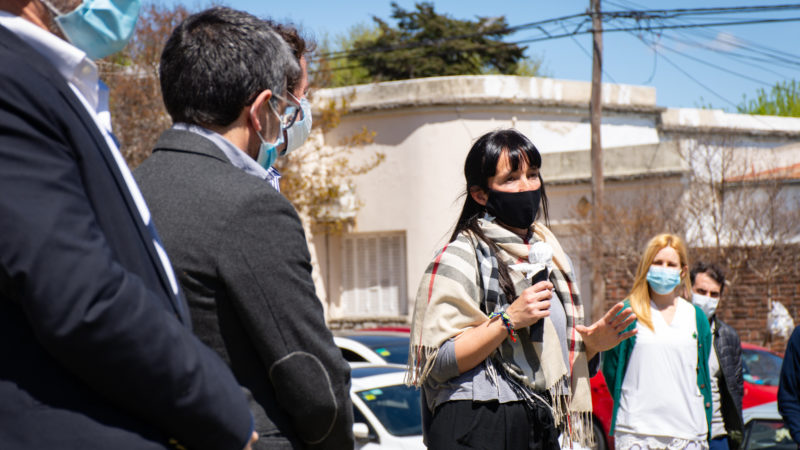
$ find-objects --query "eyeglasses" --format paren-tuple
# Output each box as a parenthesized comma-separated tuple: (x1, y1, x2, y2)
(271, 92, 302, 129)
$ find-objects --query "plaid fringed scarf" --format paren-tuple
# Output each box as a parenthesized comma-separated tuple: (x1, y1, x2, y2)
(407, 219, 594, 447)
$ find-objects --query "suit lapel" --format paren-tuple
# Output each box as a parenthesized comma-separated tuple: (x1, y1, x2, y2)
(0, 26, 189, 323)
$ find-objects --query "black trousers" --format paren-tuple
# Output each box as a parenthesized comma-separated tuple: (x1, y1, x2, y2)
(426, 400, 559, 450)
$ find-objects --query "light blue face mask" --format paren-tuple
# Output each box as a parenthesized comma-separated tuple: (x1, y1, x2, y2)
(282, 96, 312, 155)
(41, 0, 141, 60)
(646, 265, 682, 295)
(255, 101, 286, 169)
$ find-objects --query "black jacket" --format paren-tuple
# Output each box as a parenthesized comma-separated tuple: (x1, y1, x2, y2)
(778, 326, 800, 445)
(713, 317, 745, 449)
(0, 25, 252, 449)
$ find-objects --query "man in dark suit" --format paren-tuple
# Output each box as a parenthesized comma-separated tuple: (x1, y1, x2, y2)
(0, 0, 257, 449)
(134, 8, 354, 449)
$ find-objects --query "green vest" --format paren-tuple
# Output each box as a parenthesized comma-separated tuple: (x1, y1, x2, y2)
(601, 299, 713, 437)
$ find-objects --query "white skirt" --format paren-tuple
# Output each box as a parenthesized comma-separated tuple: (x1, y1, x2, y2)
(614, 433, 709, 450)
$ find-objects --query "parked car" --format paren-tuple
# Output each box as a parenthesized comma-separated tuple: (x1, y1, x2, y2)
(590, 342, 784, 450)
(742, 401, 794, 449)
(350, 363, 425, 449)
(336, 330, 786, 449)
(742, 342, 784, 408)
(590, 371, 614, 450)
(335, 330, 411, 366)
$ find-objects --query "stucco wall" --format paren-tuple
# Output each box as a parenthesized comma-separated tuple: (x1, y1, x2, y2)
(311, 75, 800, 322)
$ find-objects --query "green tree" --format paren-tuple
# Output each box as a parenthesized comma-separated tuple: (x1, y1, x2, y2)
(737, 79, 800, 117)
(349, 2, 529, 82)
(312, 23, 378, 88)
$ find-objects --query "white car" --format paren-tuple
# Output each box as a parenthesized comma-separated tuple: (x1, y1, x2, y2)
(334, 331, 411, 366)
(742, 401, 795, 450)
(350, 363, 425, 449)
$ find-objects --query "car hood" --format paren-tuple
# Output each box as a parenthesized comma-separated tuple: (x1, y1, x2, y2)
(743, 401, 781, 423)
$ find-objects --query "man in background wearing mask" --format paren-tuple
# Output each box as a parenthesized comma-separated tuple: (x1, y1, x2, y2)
(133, 8, 353, 449)
(0, 0, 257, 448)
(262, 20, 313, 192)
(690, 262, 744, 450)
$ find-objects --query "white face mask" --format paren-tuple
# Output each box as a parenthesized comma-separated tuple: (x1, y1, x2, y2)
(282, 97, 312, 155)
(692, 292, 720, 318)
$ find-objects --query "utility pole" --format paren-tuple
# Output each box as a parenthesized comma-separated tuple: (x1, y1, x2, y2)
(590, 0, 605, 322)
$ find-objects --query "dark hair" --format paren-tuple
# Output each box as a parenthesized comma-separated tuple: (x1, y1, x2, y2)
(159, 7, 300, 128)
(265, 20, 316, 60)
(264, 20, 316, 95)
(450, 129, 550, 302)
(690, 261, 726, 295)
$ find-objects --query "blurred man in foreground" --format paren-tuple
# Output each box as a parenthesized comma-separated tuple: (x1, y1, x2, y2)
(0, 0, 256, 448)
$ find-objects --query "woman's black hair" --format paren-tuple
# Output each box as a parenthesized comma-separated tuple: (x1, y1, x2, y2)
(449, 129, 550, 303)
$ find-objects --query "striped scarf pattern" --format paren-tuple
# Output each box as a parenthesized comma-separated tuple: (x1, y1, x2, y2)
(407, 219, 593, 446)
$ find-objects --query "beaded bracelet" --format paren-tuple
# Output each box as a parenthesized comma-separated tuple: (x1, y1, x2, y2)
(489, 310, 517, 342)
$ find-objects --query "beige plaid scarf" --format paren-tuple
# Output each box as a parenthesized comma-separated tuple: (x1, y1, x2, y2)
(407, 219, 593, 446)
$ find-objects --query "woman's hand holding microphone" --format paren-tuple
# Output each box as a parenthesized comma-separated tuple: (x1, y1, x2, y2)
(505, 280, 553, 330)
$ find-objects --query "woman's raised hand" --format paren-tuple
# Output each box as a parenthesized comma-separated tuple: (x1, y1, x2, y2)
(576, 302, 637, 359)
(506, 280, 553, 329)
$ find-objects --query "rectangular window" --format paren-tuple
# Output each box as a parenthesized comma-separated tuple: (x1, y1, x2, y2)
(341, 232, 407, 317)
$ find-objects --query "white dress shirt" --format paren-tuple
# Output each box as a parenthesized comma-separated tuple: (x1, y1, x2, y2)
(0, 12, 180, 296)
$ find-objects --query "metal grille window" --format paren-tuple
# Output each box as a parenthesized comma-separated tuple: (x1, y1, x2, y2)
(341, 232, 407, 317)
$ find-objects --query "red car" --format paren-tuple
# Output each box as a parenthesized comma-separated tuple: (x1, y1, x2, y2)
(741, 342, 783, 408)
(590, 342, 783, 450)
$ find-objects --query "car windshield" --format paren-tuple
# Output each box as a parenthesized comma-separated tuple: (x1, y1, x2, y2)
(357, 383, 422, 437)
(745, 419, 794, 450)
(743, 347, 783, 387)
(347, 335, 410, 365)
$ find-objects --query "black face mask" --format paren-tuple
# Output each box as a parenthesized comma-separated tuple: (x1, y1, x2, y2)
(485, 188, 541, 229)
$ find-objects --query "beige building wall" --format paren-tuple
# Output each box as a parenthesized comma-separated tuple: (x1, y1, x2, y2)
(310, 75, 800, 325)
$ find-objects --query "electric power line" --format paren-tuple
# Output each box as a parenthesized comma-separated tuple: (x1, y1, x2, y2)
(313, 3, 800, 103)
(314, 4, 800, 62)
(638, 35, 740, 108)
(316, 15, 800, 65)
(637, 33, 773, 87)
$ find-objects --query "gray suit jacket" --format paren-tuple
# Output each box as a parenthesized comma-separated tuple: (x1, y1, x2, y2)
(134, 129, 354, 449)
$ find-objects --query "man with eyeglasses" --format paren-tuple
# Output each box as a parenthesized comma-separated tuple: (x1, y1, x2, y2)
(262, 21, 313, 193)
(690, 262, 744, 450)
(134, 7, 353, 449)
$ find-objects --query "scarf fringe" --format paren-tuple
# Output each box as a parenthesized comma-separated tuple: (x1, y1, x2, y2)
(547, 376, 570, 428)
(546, 377, 594, 448)
(405, 344, 439, 387)
(563, 410, 595, 448)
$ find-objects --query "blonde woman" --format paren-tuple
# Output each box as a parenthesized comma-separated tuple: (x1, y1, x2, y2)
(603, 234, 712, 450)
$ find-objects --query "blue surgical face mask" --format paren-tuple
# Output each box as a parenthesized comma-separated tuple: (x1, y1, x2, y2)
(41, 0, 141, 60)
(282, 96, 312, 155)
(646, 265, 682, 295)
(255, 101, 285, 169)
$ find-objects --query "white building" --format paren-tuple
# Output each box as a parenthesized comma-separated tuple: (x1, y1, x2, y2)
(309, 75, 800, 327)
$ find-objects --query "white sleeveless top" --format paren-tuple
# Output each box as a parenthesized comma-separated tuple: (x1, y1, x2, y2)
(615, 298, 708, 445)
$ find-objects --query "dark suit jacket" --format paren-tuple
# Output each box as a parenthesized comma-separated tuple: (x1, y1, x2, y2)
(0, 24, 252, 450)
(713, 317, 744, 448)
(134, 129, 354, 449)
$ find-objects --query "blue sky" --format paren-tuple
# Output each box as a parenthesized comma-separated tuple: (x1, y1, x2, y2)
(207, 0, 798, 110)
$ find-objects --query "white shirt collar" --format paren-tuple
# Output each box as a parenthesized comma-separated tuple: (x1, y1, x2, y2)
(171, 123, 273, 182)
(0, 11, 99, 111)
